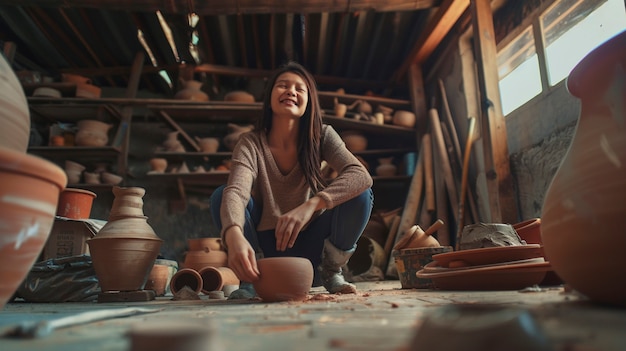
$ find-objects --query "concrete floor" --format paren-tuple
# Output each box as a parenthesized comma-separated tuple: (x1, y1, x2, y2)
(0, 281, 625, 351)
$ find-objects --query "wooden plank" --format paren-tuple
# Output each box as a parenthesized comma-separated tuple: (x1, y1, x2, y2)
(429, 108, 459, 223)
(392, 0, 470, 82)
(7, 0, 439, 15)
(158, 111, 201, 152)
(470, 0, 518, 223)
(432, 134, 451, 246)
(422, 134, 436, 212)
(407, 64, 429, 137)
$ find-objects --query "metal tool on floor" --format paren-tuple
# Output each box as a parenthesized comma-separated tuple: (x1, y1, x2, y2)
(3, 307, 161, 339)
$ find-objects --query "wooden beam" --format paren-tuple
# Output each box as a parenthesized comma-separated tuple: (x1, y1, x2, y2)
(470, 0, 518, 223)
(392, 0, 469, 82)
(6, 0, 439, 15)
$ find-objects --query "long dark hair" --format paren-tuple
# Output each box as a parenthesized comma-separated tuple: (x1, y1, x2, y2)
(257, 61, 326, 192)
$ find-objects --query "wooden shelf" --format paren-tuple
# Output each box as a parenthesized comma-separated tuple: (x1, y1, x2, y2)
(145, 172, 230, 187)
(323, 115, 416, 138)
(318, 91, 411, 109)
(28, 146, 121, 159)
(147, 103, 261, 123)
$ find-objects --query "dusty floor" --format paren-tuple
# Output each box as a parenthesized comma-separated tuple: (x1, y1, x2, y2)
(0, 281, 625, 351)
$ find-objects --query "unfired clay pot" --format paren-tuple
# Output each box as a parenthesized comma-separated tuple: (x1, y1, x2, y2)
(541, 30, 626, 306)
(183, 247, 228, 271)
(74, 120, 113, 147)
(175, 80, 209, 101)
(392, 110, 416, 128)
(149, 158, 168, 173)
(0, 147, 67, 309)
(163, 131, 185, 152)
(87, 186, 162, 292)
(144, 263, 170, 296)
(0, 54, 30, 153)
(253, 257, 314, 302)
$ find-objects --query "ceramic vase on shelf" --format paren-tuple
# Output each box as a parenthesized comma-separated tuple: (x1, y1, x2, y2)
(540, 30, 626, 307)
(194, 137, 220, 153)
(74, 120, 113, 147)
(0, 147, 67, 309)
(87, 186, 163, 292)
(175, 80, 209, 102)
(375, 157, 397, 177)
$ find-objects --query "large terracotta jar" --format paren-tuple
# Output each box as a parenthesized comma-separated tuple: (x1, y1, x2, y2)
(74, 120, 113, 147)
(253, 257, 313, 302)
(0, 147, 67, 309)
(541, 30, 626, 306)
(87, 187, 162, 292)
(0, 55, 30, 153)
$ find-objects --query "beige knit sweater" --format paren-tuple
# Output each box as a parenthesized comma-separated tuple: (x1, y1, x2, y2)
(219, 124, 373, 238)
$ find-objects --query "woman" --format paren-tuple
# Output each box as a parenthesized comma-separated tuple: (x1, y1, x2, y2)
(210, 61, 373, 298)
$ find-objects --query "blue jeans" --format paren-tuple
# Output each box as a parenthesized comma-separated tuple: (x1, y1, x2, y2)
(210, 185, 374, 275)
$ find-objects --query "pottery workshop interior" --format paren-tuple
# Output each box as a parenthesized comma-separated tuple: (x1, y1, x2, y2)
(1, 0, 625, 350)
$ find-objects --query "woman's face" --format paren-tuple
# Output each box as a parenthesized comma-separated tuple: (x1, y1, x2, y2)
(270, 72, 308, 119)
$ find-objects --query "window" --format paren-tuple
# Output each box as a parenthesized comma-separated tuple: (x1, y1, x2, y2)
(497, 0, 625, 115)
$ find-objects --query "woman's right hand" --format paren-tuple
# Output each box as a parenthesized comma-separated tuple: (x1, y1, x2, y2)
(224, 226, 260, 283)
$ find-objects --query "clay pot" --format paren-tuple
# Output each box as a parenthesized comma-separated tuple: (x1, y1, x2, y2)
(175, 80, 209, 101)
(183, 248, 228, 271)
(163, 131, 184, 152)
(198, 266, 239, 294)
(1, 54, 32, 153)
(375, 157, 397, 177)
(75, 83, 101, 99)
(101, 172, 123, 185)
(340, 130, 367, 152)
(149, 158, 168, 173)
(87, 187, 162, 292)
(223, 123, 254, 151)
(61, 73, 91, 85)
(541, 31, 626, 307)
(512, 218, 541, 244)
(188, 237, 223, 252)
(50, 135, 65, 146)
(0, 147, 67, 309)
(64, 160, 85, 184)
(169, 268, 203, 294)
(253, 257, 314, 302)
(83, 172, 101, 185)
(224, 90, 255, 103)
(74, 120, 113, 147)
(334, 98, 347, 118)
(144, 264, 170, 296)
(194, 137, 220, 153)
(392, 110, 416, 128)
(56, 188, 97, 219)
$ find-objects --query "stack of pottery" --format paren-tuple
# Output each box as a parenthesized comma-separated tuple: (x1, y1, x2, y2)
(182, 238, 228, 271)
(62, 73, 101, 98)
(74, 120, 113, 147)
(0, 54, 68, 309)
(175, 80, 209, 101)
(87, 187, 163, 292)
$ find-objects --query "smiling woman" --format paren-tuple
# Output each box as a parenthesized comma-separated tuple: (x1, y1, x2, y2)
(210, 61, 374, 299)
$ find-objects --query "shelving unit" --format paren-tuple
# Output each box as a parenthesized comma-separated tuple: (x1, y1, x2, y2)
(24, 85, 418, 211)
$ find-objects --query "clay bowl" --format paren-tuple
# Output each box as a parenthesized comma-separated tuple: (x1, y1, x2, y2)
(0, 147, 67, 309)
(512, 218, 541, 244)
(253, 257, 314, 302)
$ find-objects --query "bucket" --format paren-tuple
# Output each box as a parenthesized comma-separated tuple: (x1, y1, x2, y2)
(56, 188, 97, 219)
(393, 246, 453, 289)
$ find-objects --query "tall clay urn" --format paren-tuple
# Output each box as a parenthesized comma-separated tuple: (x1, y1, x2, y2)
(87, 186, 162, 292)
(540, 30, 626, 306)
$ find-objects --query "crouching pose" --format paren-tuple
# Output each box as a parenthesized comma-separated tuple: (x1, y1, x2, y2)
(210, 61, 373, 298)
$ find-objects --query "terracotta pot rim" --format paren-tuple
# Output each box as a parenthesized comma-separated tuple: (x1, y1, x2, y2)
(61, 188, 97, 198)
(0, 147, 67, 190)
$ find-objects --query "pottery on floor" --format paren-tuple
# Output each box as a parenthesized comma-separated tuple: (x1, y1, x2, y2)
(541, 30, 626, 307)
(169, 268, 203, 295)
(0, 147, 67, 309)
(87, 186, 162, 292)
(198, 266, 239, 294)
(253, 257, 314, 302)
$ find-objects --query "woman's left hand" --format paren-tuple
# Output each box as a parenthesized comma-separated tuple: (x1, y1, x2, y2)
(275, 196, 326, 251)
